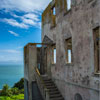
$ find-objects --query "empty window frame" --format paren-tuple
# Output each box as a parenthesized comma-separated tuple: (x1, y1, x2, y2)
(66, 0, 71, 10)
(65, 38, 72, 63)
(52, 45, 56, 64)
(93, 27, 100, 73)
(53, 48, 56, 63)
(51, 6, 56, 27)
(53, 7, 56, 15)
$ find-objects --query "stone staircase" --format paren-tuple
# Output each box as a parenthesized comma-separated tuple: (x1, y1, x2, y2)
(35, 68, 64, 100)
(41, 76, 64, 100)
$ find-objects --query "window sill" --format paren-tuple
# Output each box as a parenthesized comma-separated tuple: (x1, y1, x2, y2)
(51, 63, 56, 66)
(64, 9, 72, 16)
(94, 72, 100, 75)
(93, 72, 100, 77)
(65, 63, 74, 66)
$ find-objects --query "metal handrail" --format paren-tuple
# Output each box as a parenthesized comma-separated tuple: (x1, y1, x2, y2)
(36, 68, 41, 76)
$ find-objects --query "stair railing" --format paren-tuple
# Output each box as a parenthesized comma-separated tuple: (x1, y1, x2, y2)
(35, 67, 50, 100)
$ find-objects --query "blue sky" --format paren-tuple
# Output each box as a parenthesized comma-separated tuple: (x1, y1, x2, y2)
(0, 0, 51, 65)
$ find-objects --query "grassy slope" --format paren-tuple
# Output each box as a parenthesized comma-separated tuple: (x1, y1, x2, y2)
(0, 94, 24, 100)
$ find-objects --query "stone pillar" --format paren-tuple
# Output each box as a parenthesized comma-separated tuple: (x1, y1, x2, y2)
(24, 44, 37, 100)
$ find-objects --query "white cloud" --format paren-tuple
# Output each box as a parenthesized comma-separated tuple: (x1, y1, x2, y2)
(23, 13, 39, 21)
(0, 0, 52, 29)
(0, 48, 23, 64)
(0, 0, 52, 12)
(3, 18, 28, 29)
(8, 30, 19, 37)
(2, 13, 41, 28)
(0, 54, 23, 64)
(22, 18, 36, 25)
(0, 0, 52, 64)
(0, 47, 23, 63)
(11, 13, 20, 18)
(0, 49, 20, 54)
(17, 46, 23, 49)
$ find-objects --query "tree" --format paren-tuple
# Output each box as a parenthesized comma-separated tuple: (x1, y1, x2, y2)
(0, 84, 12, 97)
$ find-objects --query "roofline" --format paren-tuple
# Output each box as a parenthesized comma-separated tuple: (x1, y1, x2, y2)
(24, 43, 54, 48)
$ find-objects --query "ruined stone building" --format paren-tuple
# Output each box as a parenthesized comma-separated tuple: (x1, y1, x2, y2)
(24, 0, 100, 100)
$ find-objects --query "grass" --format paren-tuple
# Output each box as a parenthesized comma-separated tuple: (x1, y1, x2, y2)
(0, 94, 24, 100)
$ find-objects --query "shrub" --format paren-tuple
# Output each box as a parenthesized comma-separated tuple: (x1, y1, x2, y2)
(11, 88, 19, 95)
(13, 78, 24, 90)
(20, 89, 24, 94)
(0, 78, 24, 97)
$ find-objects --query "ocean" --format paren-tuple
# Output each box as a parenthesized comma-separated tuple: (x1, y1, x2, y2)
(0, 65, 24, 89)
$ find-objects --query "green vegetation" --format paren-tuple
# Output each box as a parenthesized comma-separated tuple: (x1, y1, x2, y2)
(0, 84, 12, 97)
(0, 94, 24, 100)
(13, 78, 24, 90)
(0, 78, 24, 100)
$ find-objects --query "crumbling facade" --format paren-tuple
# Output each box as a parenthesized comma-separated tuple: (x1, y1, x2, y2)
(24, 0, 100, 100)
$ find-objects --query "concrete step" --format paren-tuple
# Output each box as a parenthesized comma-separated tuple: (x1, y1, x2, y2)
(47, 86, 57, 90)
(45, 83, 55, 87)
(43, 79, 52, 82)
(42, 77, 50, 80)
(44, 82, 55, 85)
(48, 88, 59, 92)
(50, 93, 62, 98)
(49, 91, 60, 95)
(41, 76, 64, 100)
(50, 97, 64, 100)
(44, 82, 55, 86)
(46, 85, 56, 88)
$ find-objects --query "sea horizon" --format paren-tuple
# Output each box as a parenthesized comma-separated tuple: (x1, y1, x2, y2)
(0, 64, 24, 89)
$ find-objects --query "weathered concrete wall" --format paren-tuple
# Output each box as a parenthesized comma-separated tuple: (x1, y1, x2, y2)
(42, 0, 100, 100)
(24, 44, 37, 100)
